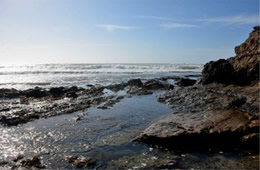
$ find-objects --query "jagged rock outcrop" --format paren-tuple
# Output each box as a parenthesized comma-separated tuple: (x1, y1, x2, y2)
(136, 27, 260, 151)
(201, 26, 260, 85)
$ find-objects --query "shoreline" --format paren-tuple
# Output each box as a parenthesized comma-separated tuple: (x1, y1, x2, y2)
(0, 76, 186, 126)
(0, 26, 259, 169)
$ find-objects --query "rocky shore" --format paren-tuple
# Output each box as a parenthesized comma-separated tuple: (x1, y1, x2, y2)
(136, 26, 259, 152)
(0, 26, 259, 169)
(0, 76, 182, 126)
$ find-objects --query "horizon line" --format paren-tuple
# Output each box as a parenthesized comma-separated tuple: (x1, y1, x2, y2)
(0, 62, 205, 66)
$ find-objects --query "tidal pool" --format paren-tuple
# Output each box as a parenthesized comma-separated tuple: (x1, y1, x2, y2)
(0, 93, 258, 169)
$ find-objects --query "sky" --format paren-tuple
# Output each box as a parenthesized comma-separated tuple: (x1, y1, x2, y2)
(0, 0, 259, 65)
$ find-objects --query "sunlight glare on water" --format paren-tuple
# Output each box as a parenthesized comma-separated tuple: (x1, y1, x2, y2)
(0, 64, 202, 90)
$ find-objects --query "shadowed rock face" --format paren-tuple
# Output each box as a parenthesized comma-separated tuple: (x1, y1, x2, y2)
(201, 26, 260, 85)
(176, 78, 197, 87)
(202, 59, 234, 85)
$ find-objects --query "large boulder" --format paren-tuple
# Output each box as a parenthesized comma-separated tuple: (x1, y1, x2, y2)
(136, 109, 259, 150)
(128, 79, 143, 87)
(176, 78, 197, 87)
(201, 59, 234, 85)
(201, 26, 260, 85)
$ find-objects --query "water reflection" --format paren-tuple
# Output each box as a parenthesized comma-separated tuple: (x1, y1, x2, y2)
(1, 93, 256, 169)
(0, 94, 172, 168)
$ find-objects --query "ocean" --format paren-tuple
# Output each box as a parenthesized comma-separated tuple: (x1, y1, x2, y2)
(0, 63, 202, 90)
(0, 63, 256, 169)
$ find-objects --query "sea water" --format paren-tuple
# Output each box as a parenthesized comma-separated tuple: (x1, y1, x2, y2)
(0, 64, 256, 169)
(0, 63, 202, 90)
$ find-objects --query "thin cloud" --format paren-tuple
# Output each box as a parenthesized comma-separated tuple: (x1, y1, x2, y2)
(96, 24, 135, 31)
(198, 15, 259, 25)
(160, 23, 199, 29)
(137, 15, 174, 21)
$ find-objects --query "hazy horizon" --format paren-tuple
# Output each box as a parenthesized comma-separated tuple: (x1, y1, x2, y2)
(0, 0, 259, 65)
(0, 62, 205, 66)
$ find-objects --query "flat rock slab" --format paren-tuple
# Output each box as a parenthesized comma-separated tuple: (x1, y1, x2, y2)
(136, 109, 259, 150)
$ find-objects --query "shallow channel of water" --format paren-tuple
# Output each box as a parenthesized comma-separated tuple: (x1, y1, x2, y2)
(0, 93, 258, 169)
(0, 93, 172, 168)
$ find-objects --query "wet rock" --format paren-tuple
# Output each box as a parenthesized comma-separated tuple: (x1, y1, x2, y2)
(143, 79, 165, 90)
(0, 86, 107, 126)
(24, 87, 49, 98)
(0, 86, 85, 100)
(21, 156, 45, 169)
(128, 79, 143, 87)
(97, 96, 125, 109)
(49, 87, 66, 97)
(0, 108, 10, 112)
(65, 91, 78, 98)
(164, 84, 174, 90)
(86, 84, 94, 87)
(71, 113, 86, 122)
(0, 116, 27, 126)
(0, 88, 20, 98)
(65, 156, 97, 168)
(97, 105, 109, 110)
(86, 86, 104, 96)
(106, 83, 128, 92)
(65, 155, 78, 163)
(176, 78, 196, 87)
(158, 76, 179, 81)
(142, 76, 259, 151)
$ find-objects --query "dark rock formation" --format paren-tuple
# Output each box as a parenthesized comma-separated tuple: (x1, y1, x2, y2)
(0, 86, 85, 99)
(201, 59, 234, 85)
(0, 77, 176, 126)
(24, 87, 49, 98)
(106, 83, 128, 91)
(65, 156, 97, 168)
(143, 79, 165, 90)
(176, 78, 197, 87)
(137, 83, 259, 150)
(127, 78, 174, 95)
(0, 88, 20, 98)
(21, 156, 45, 169)
(128, 79, 143, 87)
(201, 26, 260, 85)
(137, 27, 260, 151)
(127, 86, 153, 95)
(0, 86, 105, 126)
(0, 155, 46, 169)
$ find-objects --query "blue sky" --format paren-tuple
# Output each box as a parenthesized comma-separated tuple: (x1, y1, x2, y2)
(0, 0, 259, 64)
